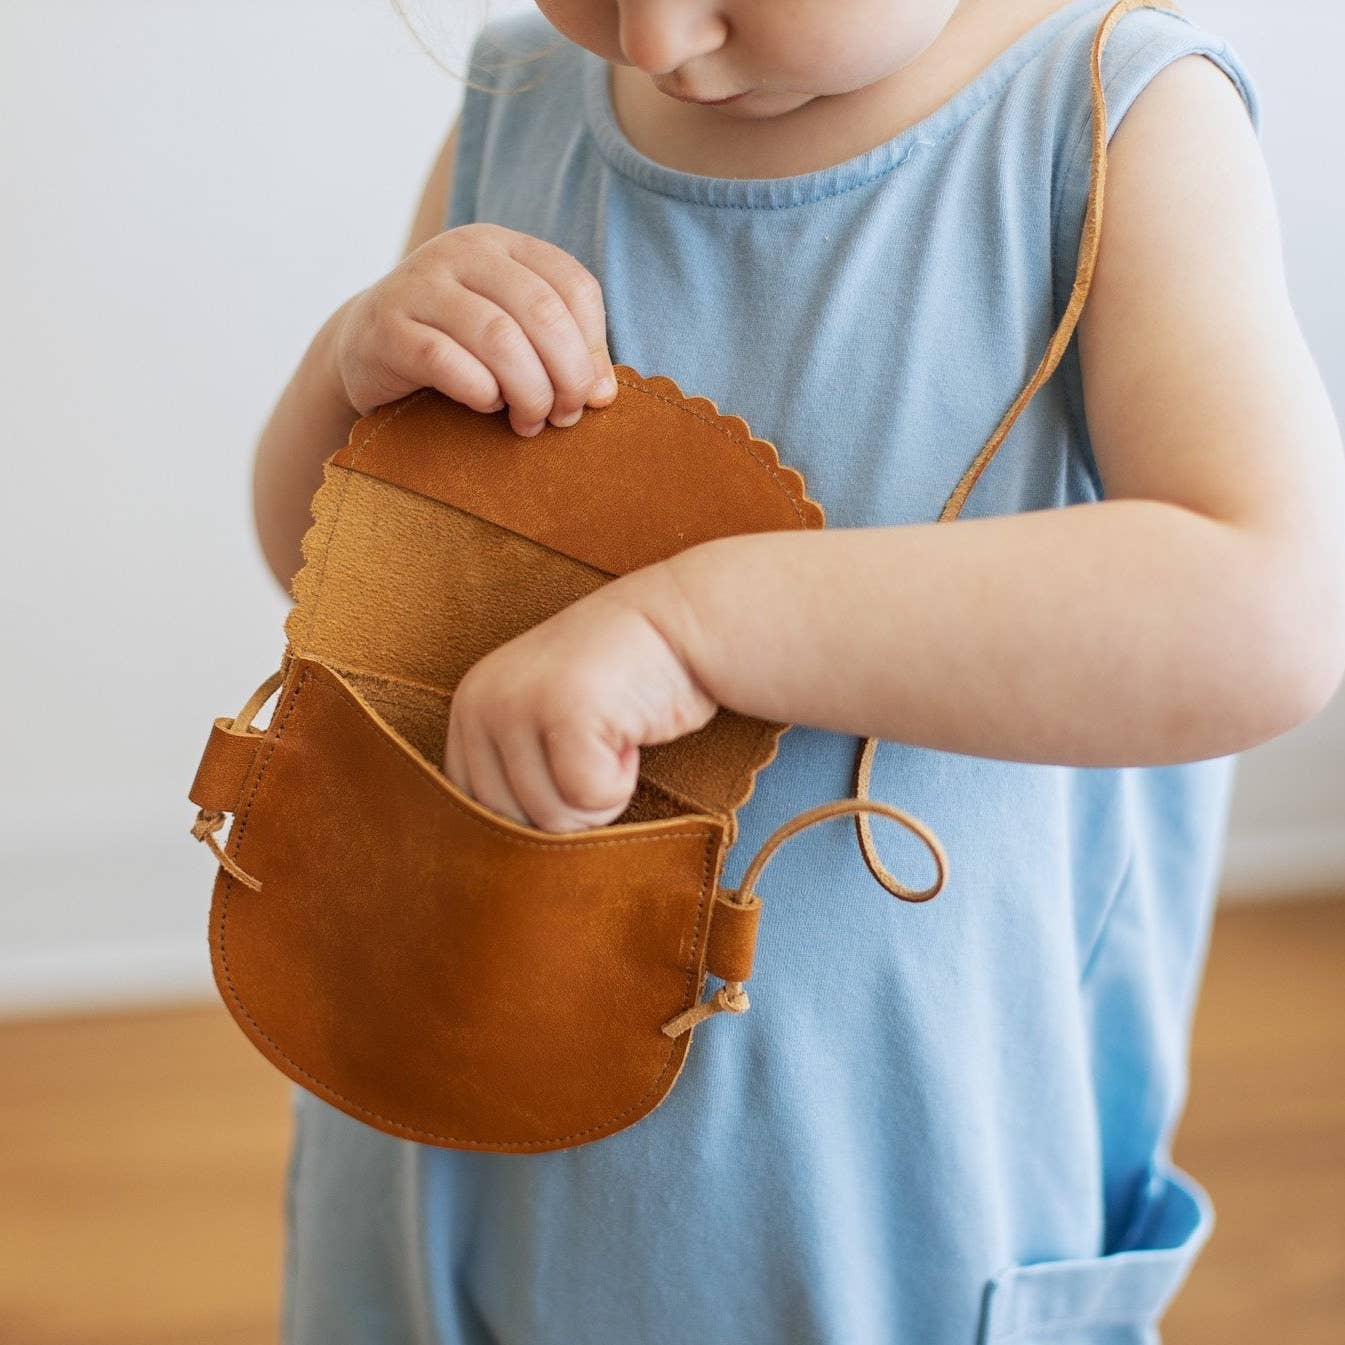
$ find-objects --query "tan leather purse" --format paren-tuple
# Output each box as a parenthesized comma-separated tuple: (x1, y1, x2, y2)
(187, 0, 1154, 1153)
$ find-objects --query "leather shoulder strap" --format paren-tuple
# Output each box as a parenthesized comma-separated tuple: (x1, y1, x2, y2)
(852, 0, 1178, 900)
(939, 0, 1178, 523)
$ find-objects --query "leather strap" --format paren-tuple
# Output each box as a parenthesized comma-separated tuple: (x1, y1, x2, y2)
(704, 888, 763, 981)
(188, 667, 285, 892)
(851, 0, 1177, 898)
(189, 719, 265, 813)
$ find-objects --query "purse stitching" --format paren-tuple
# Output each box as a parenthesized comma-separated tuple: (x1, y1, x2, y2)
(318, 659, 725, 850)
(612, 374, 815, 526)
(304, 653, 742, 822)
(216, 663, 723, 1148)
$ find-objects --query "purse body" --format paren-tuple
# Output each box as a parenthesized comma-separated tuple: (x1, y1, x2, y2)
(205, 654, 734, 1150)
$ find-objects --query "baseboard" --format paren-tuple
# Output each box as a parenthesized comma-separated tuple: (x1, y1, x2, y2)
(0, 838, 218, 1018)
(1219, 820, 1345, 903)
(1, 820, 1340, 1018)
(0, 940, 215, 1017)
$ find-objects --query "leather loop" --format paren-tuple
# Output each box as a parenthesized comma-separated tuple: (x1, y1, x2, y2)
(705, 888, 763, 983)
(852, 736, 947, 903)
(662, 797, 947, 1038)
(745, 796, 948, 907)
(188, 667, 284, 893)
(189, 717, 264, 813)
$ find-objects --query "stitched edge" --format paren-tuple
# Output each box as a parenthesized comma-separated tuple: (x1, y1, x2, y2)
(989, 1311, 1164, 1341)
(310, 659, 724, 850)
(215, 663, 726, 1149)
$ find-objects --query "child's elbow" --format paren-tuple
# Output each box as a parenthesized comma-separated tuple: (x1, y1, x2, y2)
(1289, 627, 1345, 731)
(1248, 535, 1345, 740)
(1185, 514, 1345, 756)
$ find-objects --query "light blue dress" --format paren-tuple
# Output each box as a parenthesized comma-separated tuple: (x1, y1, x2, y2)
(280, 3, 1260, 1341)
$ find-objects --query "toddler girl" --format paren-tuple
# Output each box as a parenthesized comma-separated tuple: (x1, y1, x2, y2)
(251, 1, 1345, 1341)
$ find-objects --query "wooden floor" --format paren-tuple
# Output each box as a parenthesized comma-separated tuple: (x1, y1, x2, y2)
(1, 898, 1341, 1345)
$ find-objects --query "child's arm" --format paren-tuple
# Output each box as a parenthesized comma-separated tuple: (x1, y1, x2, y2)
(251, 118, 619, 592)
(250, 125, 463, 591)
(646, 55, 1345, 769)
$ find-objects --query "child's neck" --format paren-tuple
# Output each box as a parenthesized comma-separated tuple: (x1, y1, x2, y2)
(607, 0, 1083, 180)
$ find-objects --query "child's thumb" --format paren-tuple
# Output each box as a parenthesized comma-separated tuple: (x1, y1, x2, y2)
(544, 723, 640, 829)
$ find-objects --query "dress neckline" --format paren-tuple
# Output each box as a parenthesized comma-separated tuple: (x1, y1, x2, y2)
(581, 0, 1112, 209)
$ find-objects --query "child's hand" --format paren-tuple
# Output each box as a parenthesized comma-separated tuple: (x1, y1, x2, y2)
(443, 569, 718, 833)
(334, 222, 619, 436)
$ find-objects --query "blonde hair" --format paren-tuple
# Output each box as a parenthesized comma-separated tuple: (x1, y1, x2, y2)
(391, 0, 568, 94)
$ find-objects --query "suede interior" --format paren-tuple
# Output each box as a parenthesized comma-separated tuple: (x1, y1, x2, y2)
(281, 371, 824, 826)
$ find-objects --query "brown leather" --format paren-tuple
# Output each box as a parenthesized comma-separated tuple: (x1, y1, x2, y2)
(208, 655, 728, 1149)
(188, 719, 263, 814)
(328, 377, 824, 578)
(704, 890, 763, 984)
(187, 0, 1170, 1152)
(281, 368, 826, 831)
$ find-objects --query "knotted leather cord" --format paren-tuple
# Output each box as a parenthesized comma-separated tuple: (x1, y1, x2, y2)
(660, 797, 948, 1038)
(189, 668, 285, 891)
(667, 0, 1177, 1036)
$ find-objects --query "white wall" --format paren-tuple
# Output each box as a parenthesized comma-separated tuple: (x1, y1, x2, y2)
(1179, 1, 1345, 895)
(1, 0, 1340, 1015)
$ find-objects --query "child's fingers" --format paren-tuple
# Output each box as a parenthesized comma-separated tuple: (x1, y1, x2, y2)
(410, 278, 558, 436)
(442, 705, 472, 798)
(439, 253, 595, 435)
(400, 321, 503, 414)
(506, 233, 619, 412)
(488, 722, 630, 834)
(493, 726, 579, 833)
(453, 717, 535, 829)
(541, 720, 638, 826)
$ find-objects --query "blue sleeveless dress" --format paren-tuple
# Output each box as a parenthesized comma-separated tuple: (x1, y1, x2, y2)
(280, 4, 1260, 1342)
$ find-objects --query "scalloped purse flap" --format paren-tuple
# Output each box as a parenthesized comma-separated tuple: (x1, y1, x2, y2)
(283, 366, 826, 825)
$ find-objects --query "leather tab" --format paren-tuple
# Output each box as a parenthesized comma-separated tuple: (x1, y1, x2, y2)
(705, 889, 763, 983)
(189, 717, 263, 813)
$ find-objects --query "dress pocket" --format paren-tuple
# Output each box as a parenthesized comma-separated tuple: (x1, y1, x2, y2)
(978, 1163, 1213, 1344)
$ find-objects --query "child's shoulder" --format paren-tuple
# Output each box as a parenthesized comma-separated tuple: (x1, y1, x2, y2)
(1030, 3, 1260, 318)
(1032, 2, 1260, 148)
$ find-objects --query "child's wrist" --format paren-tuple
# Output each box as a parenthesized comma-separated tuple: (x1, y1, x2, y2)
(620, 544, 727, 707)
(310, 292, 364, 420)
